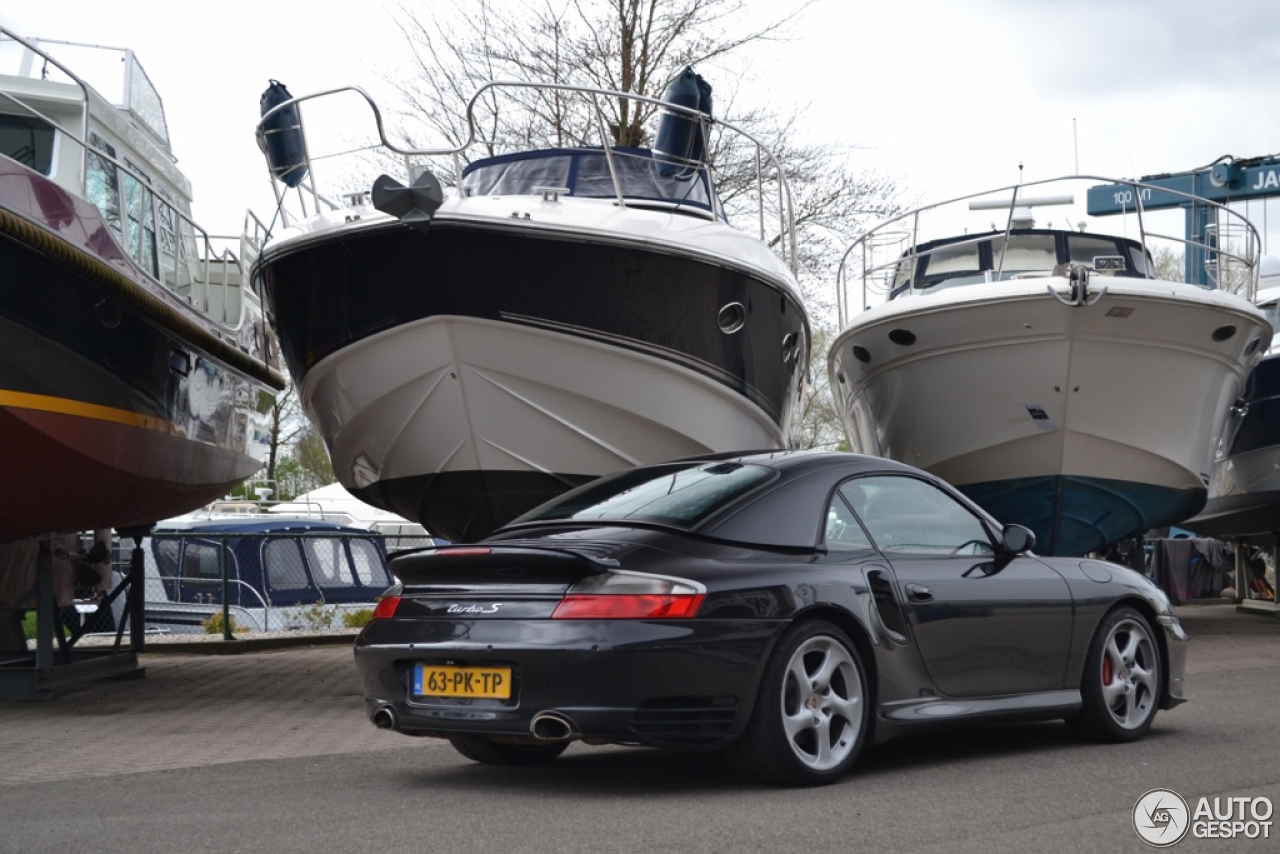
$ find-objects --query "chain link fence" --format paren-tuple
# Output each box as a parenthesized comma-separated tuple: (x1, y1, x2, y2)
(97, 528, 428, 638)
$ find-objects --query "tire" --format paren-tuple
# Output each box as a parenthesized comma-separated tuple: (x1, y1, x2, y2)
(1068, 607, 1162, 743)
(726, 620, 869, 786)
(449, 736, 568, 766)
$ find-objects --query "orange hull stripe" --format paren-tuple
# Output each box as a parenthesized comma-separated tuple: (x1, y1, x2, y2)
(0, 389, 175, 433)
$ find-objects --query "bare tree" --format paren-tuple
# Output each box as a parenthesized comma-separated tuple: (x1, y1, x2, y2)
(787, 324, 848, 450)
(384, 0, 902, 311)
(263, 383, 306, 488)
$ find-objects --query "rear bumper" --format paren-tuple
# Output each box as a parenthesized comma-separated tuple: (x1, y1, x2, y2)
(353, 617, 781, 748)
(1158, 614, 1189, 709)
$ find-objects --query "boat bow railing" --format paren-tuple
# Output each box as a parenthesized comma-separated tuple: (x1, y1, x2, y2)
(836, 174, 1261, 327)
(252, 80, 799, 274)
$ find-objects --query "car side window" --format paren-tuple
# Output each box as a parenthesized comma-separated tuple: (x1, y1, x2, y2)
(823, 491, 874, 550)
(839, 476, 995, 556)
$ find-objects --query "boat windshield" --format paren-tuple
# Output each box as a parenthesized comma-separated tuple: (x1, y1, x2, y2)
(462, 147, 716, 215)
(511, 461, 773, 529)
(894, 230, 1155, 298)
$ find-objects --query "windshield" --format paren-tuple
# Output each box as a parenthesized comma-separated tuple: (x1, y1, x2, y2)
(512, 461, 773, 528)
(462, 147, 715, 213)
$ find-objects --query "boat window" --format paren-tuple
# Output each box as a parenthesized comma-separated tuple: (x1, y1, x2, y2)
(574, 149, 712, 209)
(304, 538, 355, 588)
(462, 148, 713, 212)
(1128, 245, 1155, 278)
(514, 460, 774, 528)
(153, 538, 180, 579)
(86, 132, 123, 245)
(921, 242, 981, 279)
(464, 154, 570, 196)
(991, 234, 1057, 277)
(1259, 303, 1280, 351)
(839, 476, 995, 556)
(263, 539, 311, 591)
(156, 193, 181, 290)
(184, 542, 229, 580)
(349, 538, 389, 586)
(372, 522, 433, 552)
(1068, 235, 1115, 267)
(124, 53, 169, 145)
(122, 158, 158, 277)
(0, 113, 56, 176)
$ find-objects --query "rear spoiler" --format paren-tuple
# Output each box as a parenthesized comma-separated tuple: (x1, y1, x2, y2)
(390, 545, 618, 586)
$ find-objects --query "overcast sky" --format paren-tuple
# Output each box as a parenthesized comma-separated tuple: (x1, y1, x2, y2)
(7, 0, 1280, 255)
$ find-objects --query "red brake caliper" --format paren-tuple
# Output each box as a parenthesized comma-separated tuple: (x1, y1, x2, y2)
(1102, 652, 1113, 685)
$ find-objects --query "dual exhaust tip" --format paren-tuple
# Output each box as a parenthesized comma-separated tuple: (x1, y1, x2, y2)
(373, 706, 577, 742)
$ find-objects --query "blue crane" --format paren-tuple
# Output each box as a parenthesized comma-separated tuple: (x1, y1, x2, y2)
(1086, 154, 1280, 286)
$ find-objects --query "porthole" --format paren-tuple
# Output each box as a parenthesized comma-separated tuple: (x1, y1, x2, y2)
(718, 302, 746, 334)
(888, 328, 916, 346)
(1245, 336, 1262, 355)
(1212, 325, 1237, 342)
(852, 345, 871, 364)
(836, 370, 846, 384)
(781, 331, 799, 363)
(94, 299, 121, 329)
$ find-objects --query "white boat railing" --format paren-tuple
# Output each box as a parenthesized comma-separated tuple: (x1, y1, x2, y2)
(0, 28, 248, 330)
(836, 174, 1262, 327)
(252, 79, 800, 274)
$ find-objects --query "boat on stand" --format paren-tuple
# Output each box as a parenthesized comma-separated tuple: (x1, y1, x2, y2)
(0, 29, 284, 694)
(248, 72, 810, 542)
(829, 175, 1272, 556)
(0, 29, 284, 542)
(1183, 283, 1280, 539)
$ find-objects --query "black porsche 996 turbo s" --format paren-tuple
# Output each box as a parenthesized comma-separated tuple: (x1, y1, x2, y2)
(353, 450, 1187, 786)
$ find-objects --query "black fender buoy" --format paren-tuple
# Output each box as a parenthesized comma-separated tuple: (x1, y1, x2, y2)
(654, 67, 713, 179)
(259, 80, 309, 188)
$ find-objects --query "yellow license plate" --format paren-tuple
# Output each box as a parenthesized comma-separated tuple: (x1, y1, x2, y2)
(413, 665, 511, 699)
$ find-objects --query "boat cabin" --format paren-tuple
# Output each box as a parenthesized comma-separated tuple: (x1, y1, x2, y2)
(461, 147, 720, 219)
(890, 229, 1157, 299)
(0, 31, 246, 326)
(128, 518, 393, 633)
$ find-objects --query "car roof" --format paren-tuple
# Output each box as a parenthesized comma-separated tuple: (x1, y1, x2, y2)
(502, 450, 967, 550)
(677, 448, 923, 477)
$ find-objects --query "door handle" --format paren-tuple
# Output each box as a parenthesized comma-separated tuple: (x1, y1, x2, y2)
(905, 583, 933, 602)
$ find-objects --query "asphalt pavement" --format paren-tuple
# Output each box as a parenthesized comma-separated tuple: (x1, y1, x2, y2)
(0, 604, 1276, 853)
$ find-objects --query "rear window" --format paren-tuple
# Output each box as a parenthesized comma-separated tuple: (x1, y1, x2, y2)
(512, 461, 773, 528)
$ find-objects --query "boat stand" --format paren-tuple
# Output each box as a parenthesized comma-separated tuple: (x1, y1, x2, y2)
(1231, 533, 1279, 618)
(0, 531, 150, 700)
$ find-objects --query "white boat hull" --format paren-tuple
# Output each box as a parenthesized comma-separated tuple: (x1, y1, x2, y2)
(831, 279, 1269, 554)
(304, 315, 785, 540)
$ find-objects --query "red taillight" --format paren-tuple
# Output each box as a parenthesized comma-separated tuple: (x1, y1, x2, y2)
(433, 547, 492, 557)
(552, 593, 704, 620)
(371, 595, 401, 619)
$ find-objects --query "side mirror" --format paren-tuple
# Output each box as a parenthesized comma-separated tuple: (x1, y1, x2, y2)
(1001, 524, 1036, 554)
